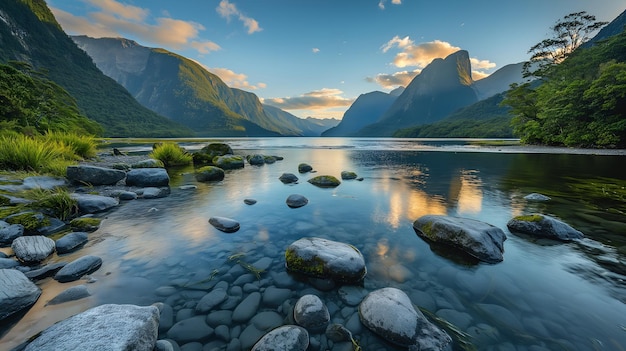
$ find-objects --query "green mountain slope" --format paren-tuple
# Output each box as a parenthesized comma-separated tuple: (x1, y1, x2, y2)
(0, 0, 192, 137)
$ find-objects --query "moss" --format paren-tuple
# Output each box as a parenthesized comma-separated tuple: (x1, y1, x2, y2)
(70, 217, 102, 232)
(285, 248, 326, 276)
(0, 196, 10, 206)
(420, 221, 437, 241)
(513, 214, 544, 222)
(308, 175, 341, 188)
(6, 212, 50, 231)
(194, 166, 225, 182)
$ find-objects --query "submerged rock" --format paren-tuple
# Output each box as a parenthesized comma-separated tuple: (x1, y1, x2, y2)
(308, 175, 341, 188)
(195, 166, 225, 182)
(46, 285, 91, 306)
(286, 194, 308, 208)
(279, 173, 299, 184)
(209, 216, 240, 233)
(298, 163, 313, 173)
(341, 171, 358, 180)
(251, 325, 309, 351)
(213, 155, 245, 170)
(0, 269, 41, 321)
(413, 215, 507, 263)
(506, 213, 584, 241)
(359, 287, 451, 349)
(247, 154, 265, 166)
(24, 304, 159, 351)
(285, 237, 366, 283)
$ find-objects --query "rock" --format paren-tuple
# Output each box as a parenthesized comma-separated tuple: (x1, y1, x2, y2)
(21, 176, 67, 190)
(359, 287, 451, 349)
(117, 190, 138, 200)
(298, 163, 313, 173)
(55, 232, 89, 254)
(524, 193, 551, 201)
(196, 289, 227, 313)
(66, 165, 126, 186)
(247, 154, 265, 166)
(285, 237, 366, 284)
(506, 213, 584, 241)
(167, 315, 214, 343)
(131, 159, 164, 168)
(232, 292, 261, 323)
(286, 194, 308, 208)
(5, 211, 59, 235)
(326, 324, 353, 343)
(413, 215, 507, 263)
(294, 294, 330, 331)
(0, 223, 24, 246)
(195, 166, 225, 182)
(141, 187, 170, 199)
(54, 255, 102, 283)
(193, 143, 233, 164)
(36, 216, 67, 236)
(24, 262, 67, 280)
(46, 285, 91, 305)
(251, 325, 309, 351)
(70, 217, 101, 232)
(262, 286, 292, 307)
(308, 175, 341, 188)
(279, 173, 299, 184)
(72, 194, 119, 214)
(24, 304, 159, 351)
(244, 198, 257, 205)
(11, 235, 55, 264)
(263, 155, 277, 164)
(250, 311, 283, 331)
(0, 269, 41, 321)
(0, 258, 20, 269)
(340, 171, 358, 180)
(213, 155, 245, 170)
(209, 217, 240, 233)
(126, 168, 170, 187)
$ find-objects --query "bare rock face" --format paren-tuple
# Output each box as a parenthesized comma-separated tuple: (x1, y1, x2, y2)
(0, 269, 41, 321)
(24, 304, 160, 351)
(359, 287, 451, 350)
(11, 235, 55, 264)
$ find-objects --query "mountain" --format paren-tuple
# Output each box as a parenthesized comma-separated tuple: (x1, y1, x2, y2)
(582, 9, 626, 48)
(0, 0, 191, 137)
(355, 50, 479, 136)
(473, 62, 526, 100)
(262, 105, 339, 136)
(322, 90, 399, 137)
(72, 35, 327, 137)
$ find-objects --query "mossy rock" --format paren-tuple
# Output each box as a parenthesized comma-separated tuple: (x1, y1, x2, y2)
(195, 166, 225, 182)
(193, 143, 233, 165)
(341, 171, 358, 180)
(5, 211, 51, 234)
(212, 155, 244, 170)
(131, 159, 164, 168)
(308, 175, 341, 188)
(298, 163, 313, 173)
(70, 217, 102, 232)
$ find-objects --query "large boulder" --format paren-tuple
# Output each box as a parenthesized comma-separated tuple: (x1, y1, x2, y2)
(506, 213, 584, 241)
(24, 304, 160, 351)
(285, 237, 366, 283)
(195, 166, 225, 182)
(66, 165, 126, 186)
(359, 287, 451, 349)
(126, 168, 170, 187)
(11, 235, 56, 264)
(0, 269, 41, 321)
(413, 215, 507, 263)
(54, 255, 102, 283)
(213, 155, 245, 170)
(72, 194, 119, 214)
(251, 325, 309, 351)
(193, 143, 233, 164)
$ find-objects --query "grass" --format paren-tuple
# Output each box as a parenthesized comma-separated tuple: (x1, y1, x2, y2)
(26, 188, 78, 221)
(44, 130, 98, 159)
(149, 142, 193, 167)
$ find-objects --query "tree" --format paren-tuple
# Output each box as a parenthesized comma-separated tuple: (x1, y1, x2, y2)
(523, 11, 607, 78)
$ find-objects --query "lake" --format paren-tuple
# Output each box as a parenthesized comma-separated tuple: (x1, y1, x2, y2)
(1, 138, 625, 350)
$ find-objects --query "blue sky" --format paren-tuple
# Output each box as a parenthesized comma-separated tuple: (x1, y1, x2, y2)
(46, 0, 626, 119)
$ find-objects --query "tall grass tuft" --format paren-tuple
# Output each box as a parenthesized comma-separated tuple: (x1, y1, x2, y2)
(44, 130, 97, 159)
(149, 142, 193, 167)
(0, 134, 63, 172)
(27, 188, 79, 221)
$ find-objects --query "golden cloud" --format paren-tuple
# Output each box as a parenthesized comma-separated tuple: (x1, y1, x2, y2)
(264, 89, 354, 110)
(216, 0, 262, 34)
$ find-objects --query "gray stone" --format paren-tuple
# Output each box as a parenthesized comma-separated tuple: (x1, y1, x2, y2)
(250, 311, 283, 331)
(286, 194, 308, 208)
(213, 155, 245, 170)
(55, 232, 89, 254)
(72, 193, 119, 214)
(294, 294, 330, 331)
(326, 324, 353, 343)
(298, 163, 313, 173)
(0, 258, 20, 269)
(507, 213, 584, 241)
(279, 173, 299, 184)
(359, 287, 451, 349)
(66, 165, 126, 186)
(0, 223, 24, 246)
(126, 168, 170, 187)
(308, 175, 341, 188)
(22, 176, 67, 190)
(117, 190, 138, 200)
(155, 303, 174, 333)
(141, 187, 170, 199)
(340, 171, 358, 180)
(209, 217, 240, 233)
(194, 166, 225, 182)
(24, 304, 159, 351)
(285, 237, 366, 283)
(0, 269, 41, 321)
(262, 286, 292, 307)
(413, 215, 507, 263)
(155, 339, 176, 351)
(251, 325, 309, 351)
(196, 289, 227, 313)
(54, 255, 103, 283)
(37, 216, 67, 236)
(244, 198, 257, 205)
(232, 292, 261, 323)
(24, 262, 67, 280)
(206, 310, 233, 327)
(247, 154, 265, 166)
(131, 159, 163, 168)
(338, 286, 368, 307)
(46, 285, 91, 306)
(167, 315, 214, 343)
(12, 235, 55, 264)
(524, 193, 551, 201)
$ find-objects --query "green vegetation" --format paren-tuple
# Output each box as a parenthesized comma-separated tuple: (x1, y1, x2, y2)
(70, 217, 102, 232)
(503, 12, 626, 148)
(26, 188, 78, 221)
(513, 214, 544, 222)
(149, 143, 193, 167)
(5, 211, 50, 232)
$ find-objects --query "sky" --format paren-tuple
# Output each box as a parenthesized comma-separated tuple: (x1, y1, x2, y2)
(46, 0, 626, 120)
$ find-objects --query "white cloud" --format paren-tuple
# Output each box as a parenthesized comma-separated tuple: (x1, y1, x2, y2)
(216, 0, 262, 34)
(378, 0, 402, 10)
(50, 1, 220, 55)
(312, 48, 320, 54)
(366, 69, 420, 88)
(264, 88, 354, 110)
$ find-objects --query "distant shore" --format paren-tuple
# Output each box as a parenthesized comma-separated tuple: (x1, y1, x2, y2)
(474, 144, 626, 155)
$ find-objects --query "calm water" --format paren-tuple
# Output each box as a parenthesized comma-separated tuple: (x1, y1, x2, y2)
(1, 138, 625, 351)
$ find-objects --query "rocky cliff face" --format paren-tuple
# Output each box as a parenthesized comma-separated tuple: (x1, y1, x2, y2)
(355, 50, 479, 136)
(322, 91, 398, 137)
(473, 62, 526, 100)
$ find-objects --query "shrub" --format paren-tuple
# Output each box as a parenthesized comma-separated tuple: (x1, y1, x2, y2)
(149, 142, 193, 167)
